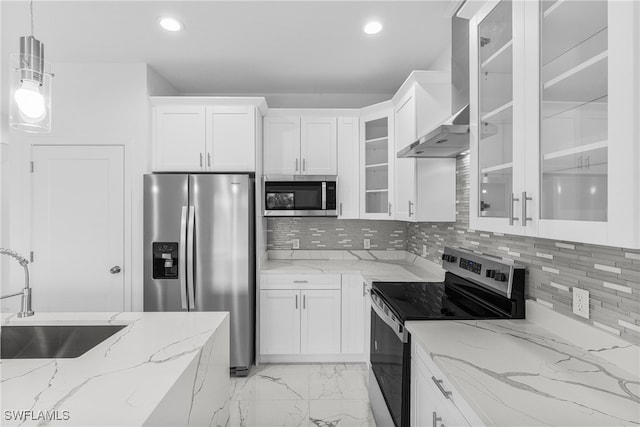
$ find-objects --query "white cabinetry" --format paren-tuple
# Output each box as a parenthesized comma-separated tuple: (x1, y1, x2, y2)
(340, 274, 370, 360)
(411, 342, 479, 427)
(260, 274, 341, 361)
(393, 75, 457, 222)
(152, 99, 262, 172)
(337, 117, 360, 218)
(470, 0, 640, 248)
(263, 114, 337, 176)
(360, 102, 395, 219)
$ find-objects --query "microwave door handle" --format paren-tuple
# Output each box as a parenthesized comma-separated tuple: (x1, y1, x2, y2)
(179, 206, 188, 310)
(322, 182, 326, 210)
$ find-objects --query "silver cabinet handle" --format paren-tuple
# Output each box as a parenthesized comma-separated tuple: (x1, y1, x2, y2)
(303, 294, 306, 309)
(339, 202, 343, 216)
(408, 200, 414, 217)
(295, 294, 298, 309)
(207, 153, 212, 168)
(509, 193, 520, 226)
(303, 158, 306, 172)
(295, 158, 299, 172)
(362, 282, 366, 297)
(200, 153, 203, 168)
(522, 191, 532, 226)
(433, 412, 442, 427)
(293, 280, 308, 284)
(432, 376, 452, 399)
(179, 206, 188, 310)
(388, 203, 392, 216)
(186, 206, 196, 309)
(110, 266, 121, 274)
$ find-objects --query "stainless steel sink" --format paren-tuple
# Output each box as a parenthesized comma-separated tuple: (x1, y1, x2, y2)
(1, 325, 126, 359)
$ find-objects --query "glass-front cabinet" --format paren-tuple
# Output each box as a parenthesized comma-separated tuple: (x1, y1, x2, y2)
(470, 0, 640, 248)
(360, 103, 395, 219)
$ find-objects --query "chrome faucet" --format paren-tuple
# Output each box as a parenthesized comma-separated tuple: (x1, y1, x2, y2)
(0, 248, 34, 317)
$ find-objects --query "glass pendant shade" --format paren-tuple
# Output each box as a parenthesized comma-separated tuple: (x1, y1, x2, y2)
(10, 36, 53, 133)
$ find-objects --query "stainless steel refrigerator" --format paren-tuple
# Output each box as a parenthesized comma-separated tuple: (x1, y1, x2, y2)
(143, 173, 255, 376)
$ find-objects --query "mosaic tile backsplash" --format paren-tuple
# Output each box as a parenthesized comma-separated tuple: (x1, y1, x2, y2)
(406, 155, 640, 344)
(266, 155, 640, 344)
(267, 218, 405, 251)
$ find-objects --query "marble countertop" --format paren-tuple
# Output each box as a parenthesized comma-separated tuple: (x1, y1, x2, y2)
(0, 312, 228, 426)
(260, 250, 445, 283)
(406, 307, 640, 427)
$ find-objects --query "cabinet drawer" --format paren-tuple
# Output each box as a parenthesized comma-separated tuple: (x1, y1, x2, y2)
(261, 273, 341, 290)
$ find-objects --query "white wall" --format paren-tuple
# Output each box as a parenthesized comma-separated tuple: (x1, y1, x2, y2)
(3, 62, 150, 312)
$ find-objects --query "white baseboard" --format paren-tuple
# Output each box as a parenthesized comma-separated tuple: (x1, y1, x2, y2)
(259, 353, 368, 364)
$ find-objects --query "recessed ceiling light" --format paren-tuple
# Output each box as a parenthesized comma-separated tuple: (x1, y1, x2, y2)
(159, 17, 184, 32)
(364, 21, 383, 35)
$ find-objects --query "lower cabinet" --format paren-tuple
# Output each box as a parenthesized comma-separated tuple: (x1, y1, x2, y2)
(411, 342, 473, 427)
(259, 274, 341, 358)
(341, 274, 371, 359)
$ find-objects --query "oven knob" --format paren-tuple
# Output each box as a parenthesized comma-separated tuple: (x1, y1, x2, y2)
(441, 254, 457, 263)
(486, 269, 496, 278)
(494, 272, 507, 282)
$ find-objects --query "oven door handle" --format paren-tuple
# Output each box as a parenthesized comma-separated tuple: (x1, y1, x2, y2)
(371, 296, 408, 343)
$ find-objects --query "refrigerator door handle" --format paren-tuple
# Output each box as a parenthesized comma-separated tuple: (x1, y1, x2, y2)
(186, 205, 196, 309)
(179, 206, 188, 310)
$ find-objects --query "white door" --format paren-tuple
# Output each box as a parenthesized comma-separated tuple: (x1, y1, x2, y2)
(395, 92, 417, 221)
(31, 145, 125, 312)
(260, 289, 301, 355)
(300, 116, 337, 175)
(206, 105, 255, 171)
(300, 289, 341, 354)
(337, 117, 360, 218)
(340, 274, 367, 355)
(153, 105, 206, 171)
(263, 116, 300, 175)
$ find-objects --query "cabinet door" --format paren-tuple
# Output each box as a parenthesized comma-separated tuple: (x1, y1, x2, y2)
(301, 116, 337, 175)
(264, 116, 301, 175)
(300, 289, 341, 354)
(153, 106, 206, 171)
(259, 289, 301, 355)
(340, 274, 368, 355)
(337, 117, 360, 218)
(206, 106, 255, 171)
(360, 110, 395, 219)
(394, 91, 417, 221)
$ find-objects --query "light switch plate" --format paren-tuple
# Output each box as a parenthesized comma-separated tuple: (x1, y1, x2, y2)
(573, 287, 589, 319)
(364, 239, 371, 249)
(422, 245, 428, 257)
(292, 239, 300, 250)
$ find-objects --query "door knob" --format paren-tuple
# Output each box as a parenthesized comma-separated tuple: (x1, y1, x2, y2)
(110, 266, 121, 274)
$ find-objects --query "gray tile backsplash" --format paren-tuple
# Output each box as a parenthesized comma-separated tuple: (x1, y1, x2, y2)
(266, 154, 640, 344)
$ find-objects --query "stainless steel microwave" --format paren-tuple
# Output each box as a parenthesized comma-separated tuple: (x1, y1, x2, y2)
(264, 176, 337, 217)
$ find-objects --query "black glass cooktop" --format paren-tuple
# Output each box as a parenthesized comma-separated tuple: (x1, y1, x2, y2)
(372, 272, 516, 322)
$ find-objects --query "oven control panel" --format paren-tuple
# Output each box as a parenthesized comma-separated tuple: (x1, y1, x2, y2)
(459, 257, 482, 275)
(440, 247, 525, 298)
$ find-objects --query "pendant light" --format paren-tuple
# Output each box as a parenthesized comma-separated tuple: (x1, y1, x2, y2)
(9, 0, 53, 133)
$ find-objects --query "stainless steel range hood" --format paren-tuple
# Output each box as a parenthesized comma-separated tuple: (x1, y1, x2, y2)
(398, 14, 470, 158)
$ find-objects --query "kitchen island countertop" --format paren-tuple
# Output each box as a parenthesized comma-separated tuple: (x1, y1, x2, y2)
(1, 311, 230, 427)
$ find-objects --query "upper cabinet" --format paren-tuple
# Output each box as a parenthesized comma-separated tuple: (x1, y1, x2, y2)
(263, 113, 337, 176)
(151, 98, 265, 172)
(393, 73, 457, 222)
(337, 117, 360, 219)
(360, 103, 395, 219)
(470, 0, 640, 248)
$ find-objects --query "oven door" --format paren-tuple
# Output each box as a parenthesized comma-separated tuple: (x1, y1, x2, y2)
(370, 294, 410, 427)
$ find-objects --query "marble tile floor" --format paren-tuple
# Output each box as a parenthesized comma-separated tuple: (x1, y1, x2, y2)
(228, 363, 377, 427)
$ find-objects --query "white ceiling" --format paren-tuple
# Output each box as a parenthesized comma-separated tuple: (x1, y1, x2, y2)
(1, 1, 455, 105)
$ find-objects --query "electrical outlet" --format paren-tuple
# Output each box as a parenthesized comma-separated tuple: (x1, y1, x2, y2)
(422, 245, 428, 257)
(292, 239, 300, 250)
(573, 287, 590, 319)
(364, 239, 371, 249)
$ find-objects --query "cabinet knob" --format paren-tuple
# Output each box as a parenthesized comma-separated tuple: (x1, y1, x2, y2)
(110, 266, 121, 274)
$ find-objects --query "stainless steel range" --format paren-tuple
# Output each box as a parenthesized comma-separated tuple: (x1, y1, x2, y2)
(368, 247, 526, 427)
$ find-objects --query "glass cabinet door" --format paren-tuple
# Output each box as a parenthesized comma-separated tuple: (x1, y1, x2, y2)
(363, 117, 390, 215)
(540, 0, 608, 221)
(477, 0, 513, 219)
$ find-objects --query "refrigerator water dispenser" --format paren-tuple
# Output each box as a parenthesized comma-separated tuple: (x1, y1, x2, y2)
(152, 242, 178, 279)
